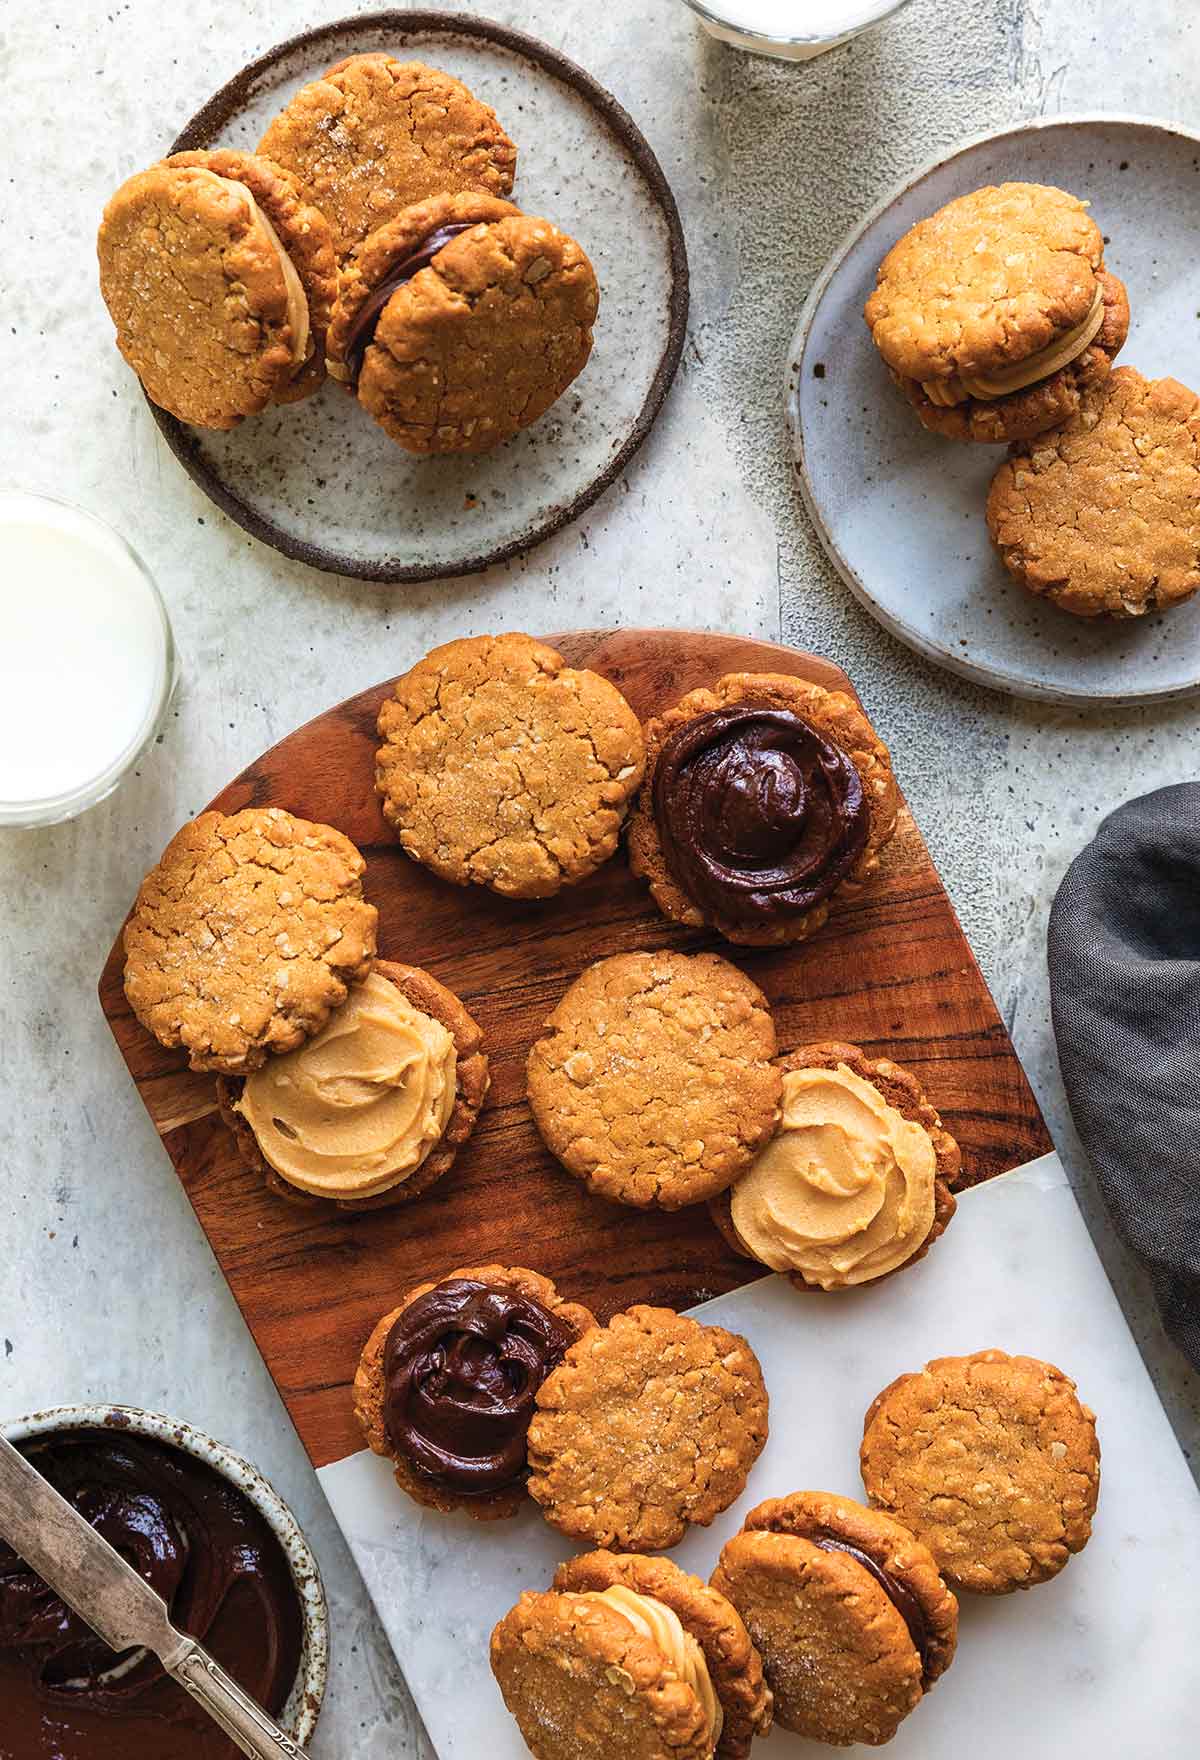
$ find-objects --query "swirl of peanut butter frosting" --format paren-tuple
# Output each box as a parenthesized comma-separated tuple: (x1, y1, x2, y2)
(730, 1064, 936, 1289)
(573, 1587, 723, 1746)
(921, 283, 1105, 406)
(234, 970, 456, 1201)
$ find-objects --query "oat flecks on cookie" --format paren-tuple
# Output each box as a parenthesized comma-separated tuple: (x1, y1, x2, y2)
(123, 805, 377, 1074)
(375, 633, 644, 898)
(526, 1305, 769, 1552)
(860, 1348, 1101, 1594)
(987, 366, 1200, 618)
(259, 53, 517, 260)
(527, 949, 782, 1209)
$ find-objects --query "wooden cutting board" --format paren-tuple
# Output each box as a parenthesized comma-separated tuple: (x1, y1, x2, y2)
(98, 629, 1051, 1470)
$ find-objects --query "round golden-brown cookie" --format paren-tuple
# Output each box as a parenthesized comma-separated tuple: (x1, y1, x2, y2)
(711, 1490, 957, 1747)
(258, 53, 517, 259)
(354, 1264, 596, 1520)
(216, 958, 489, 1211)
(97, 153, 335, 427)
(986, 366, 1200, 617)
(326, 192, 599, 454)
(526, 1305, 769, 1551)
(627, 672, 899, 947)
(375, 633, 644, 899)
(123, 806, 377, 1074)
(491, 1589, 714, 1760)
(527, 950, 782, 1210)
(860, 1349, 1101, 1593)
(709, 1041, 961, 1290)
(865, 182, 1130, 444)
(552, 1552, 773, 1760)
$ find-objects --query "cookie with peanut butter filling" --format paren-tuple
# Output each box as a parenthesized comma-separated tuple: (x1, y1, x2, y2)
(217, 959, 489, 1211)
(326, 191, 599, 454)
(709, 1042, 961, 1291)
(865, 182, 1130, 444)
(711, 1490, 957, 1747)
(98, 151, 336, 427)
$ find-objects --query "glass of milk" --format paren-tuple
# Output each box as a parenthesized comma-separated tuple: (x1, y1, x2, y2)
(0, 490, 177, 828)
(682, 0, 912, 60)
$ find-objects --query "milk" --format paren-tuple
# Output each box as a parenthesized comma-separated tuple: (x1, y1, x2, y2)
(0, 492, 175, 825)
(687, 0, 908, 58)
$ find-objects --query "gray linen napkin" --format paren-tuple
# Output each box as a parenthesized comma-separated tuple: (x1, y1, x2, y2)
(1048, 782, 1200, 1369)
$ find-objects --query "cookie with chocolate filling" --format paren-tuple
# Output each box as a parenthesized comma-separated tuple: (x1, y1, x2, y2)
(123, 806, 377, 1074)
(259, 53, 517, 260)
(710, 1042, 961, 1292)
(627, 672, 899, 947)
(492, 1551, 773, 1760)
(375, 633, 644, 899)
(526, 1305, 769, 1551)
(325, 191, 599, 454)
(527, 951, 782, 1210)
(98, 150, 336, 427)
(865, 182, 1130, 444)
(354, 1264, 596, 1519)
(711, 1490, 957, 1748)
(987, 366, 1200, 617)
(860, 1350, 1101, 1594)
(216, 959, 489, 1211)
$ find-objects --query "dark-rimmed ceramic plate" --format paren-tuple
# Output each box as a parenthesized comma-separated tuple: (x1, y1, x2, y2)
(154, 9, 689, 581)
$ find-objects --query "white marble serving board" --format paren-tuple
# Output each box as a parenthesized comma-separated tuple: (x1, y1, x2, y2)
(318, 1154, 1200, 1756)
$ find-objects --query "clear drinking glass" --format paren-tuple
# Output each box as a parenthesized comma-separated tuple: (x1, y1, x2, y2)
(681, 0, 912, 61)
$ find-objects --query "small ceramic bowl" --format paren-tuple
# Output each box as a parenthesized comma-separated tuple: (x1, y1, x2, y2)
(4, 1403, 327, 1744)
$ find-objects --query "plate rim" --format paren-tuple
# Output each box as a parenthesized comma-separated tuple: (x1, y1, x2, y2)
(153, 7, 691, 584)
(785, 111, 1200, 706)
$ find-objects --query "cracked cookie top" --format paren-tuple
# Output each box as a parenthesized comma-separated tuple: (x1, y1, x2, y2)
(527, 950, 782, 1208)
(860, 1349, 1101, 1594)
(527, 1305, 769, 1552)
(123, 806, 378, 1074)
(986, 365, 1200, 617)
(258, 53, 517, 260)
(375, 633, 644, 898)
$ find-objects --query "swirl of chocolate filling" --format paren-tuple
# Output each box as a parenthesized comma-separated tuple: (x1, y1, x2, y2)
(342, 223, 474, 386)
(812, 1532, 933, 1683)
(651, 706, 869, 927)
(383, 1278, 577, 1494)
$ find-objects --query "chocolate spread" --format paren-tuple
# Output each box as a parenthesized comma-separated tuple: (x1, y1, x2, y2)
(0, 1429, 303, 1760)
(383, 1278, 576, 1494)
(343, 223, 474, 384)
(812, 1531, 933, 1681)
(652, 707, 869, 927)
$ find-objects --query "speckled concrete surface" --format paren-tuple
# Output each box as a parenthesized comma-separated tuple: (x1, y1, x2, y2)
(1, 1, 1198, 1753)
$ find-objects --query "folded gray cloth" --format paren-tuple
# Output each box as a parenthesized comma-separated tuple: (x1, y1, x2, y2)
(1048, 782, 1200, 1368)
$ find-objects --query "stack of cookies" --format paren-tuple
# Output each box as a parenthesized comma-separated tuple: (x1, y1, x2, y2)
(865, 180, 1200, 621)
(97, 54, 598, 454)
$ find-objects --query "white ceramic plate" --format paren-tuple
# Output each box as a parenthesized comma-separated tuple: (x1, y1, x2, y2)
(156, 9, 688, 582)
(787, 115, 1200, 704)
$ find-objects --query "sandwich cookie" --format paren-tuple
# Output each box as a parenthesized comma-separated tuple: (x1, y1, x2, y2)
(710, 1042, 961, 1291)
(217, 959, 489, 1210)
(325, 191, 599, 454)
(628, 671, 898, 947)
(987, 365, 1200, 617)
(375, 633, 644, 899)
(865, 182, 1130, 444)
(527, 950, 781, 1210)
(98, 149, 336, 427)
(259, 53, 517, 260)
(491, 1550, 773, 1760)
(354, 1264, 596, 1519)
(860, 1349, 1101, 1593)
(711, 1490, 957, 1747)
(526, 1305, 769, 1551)
(123, 806, 377, 1074)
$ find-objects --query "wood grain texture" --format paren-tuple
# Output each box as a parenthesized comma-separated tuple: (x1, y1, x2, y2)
(98, 630, 1051, 1470)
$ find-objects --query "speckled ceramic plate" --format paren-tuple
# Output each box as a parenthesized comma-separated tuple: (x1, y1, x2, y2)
(157, 9, 688, 581)
(787, 115, 1200, 704)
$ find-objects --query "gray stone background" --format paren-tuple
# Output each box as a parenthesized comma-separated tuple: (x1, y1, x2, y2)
(2, 0, 1197, 1751)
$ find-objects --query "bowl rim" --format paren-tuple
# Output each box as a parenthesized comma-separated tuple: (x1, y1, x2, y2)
(2, 1402, 328, 1744)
